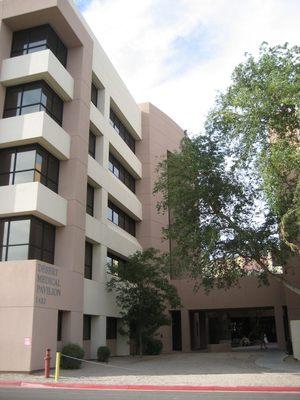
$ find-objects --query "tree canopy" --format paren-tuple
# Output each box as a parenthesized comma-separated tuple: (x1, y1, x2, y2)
(154, 43, 300, 295)
(107, 248, 180, 355)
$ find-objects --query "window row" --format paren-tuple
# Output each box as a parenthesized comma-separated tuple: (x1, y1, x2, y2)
(107, 200, 136, 236)
(58, 313, 118, 341)
(109, 153, 135, 193)
(0, 145, 59, 193)
(3, 81, 64, 126)
(82, 315, 118, 341)
(109, 109, 135, 153)
(11, 24, 67, 67)
(0, 216, 55, 264)
(85, 245, 128, 281)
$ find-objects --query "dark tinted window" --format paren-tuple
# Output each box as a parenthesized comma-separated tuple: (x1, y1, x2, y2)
(109, 153, 135, 193)
(83, 315, 91, 340)
(0, 216, 55, 263)
(11, 25, 67, 67)
(91, 83, 98, 106)
(86, 184, 94, 216)
(89, 131, 96, 159)
(107, 201, 136, 236)
(109, 109, 135, 153)
(106, 317, 117, 340)
(3, 81, 63, 126)
(106, 251, 126, 274)
(84, 241, 93, 280)
(0, 145, 59, 192)
(57, 310, 63, 341)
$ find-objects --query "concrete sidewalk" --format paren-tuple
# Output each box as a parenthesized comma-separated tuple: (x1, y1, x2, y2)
(0, 350, 299, 388)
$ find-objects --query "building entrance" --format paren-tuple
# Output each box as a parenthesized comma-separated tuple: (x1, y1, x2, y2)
(190, 307, 277, 350)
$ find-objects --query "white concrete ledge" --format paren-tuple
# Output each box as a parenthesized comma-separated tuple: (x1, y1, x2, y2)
(0, 182, 67, 226)
(0, 50, 74, 101)
(90, 104, 142, 179)
(0, 112, 70, 160)
(88, 156, 142, 221)
(84, 279, 120, 316)
(85, 214, 142, 256)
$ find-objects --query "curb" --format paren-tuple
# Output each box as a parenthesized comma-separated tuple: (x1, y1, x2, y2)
(1, 381, 300, 392)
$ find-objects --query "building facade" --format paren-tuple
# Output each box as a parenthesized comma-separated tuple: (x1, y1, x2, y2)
(137, 103, 292, 355)
(0, 0, 143, 371)
(0, 0, 298, 372)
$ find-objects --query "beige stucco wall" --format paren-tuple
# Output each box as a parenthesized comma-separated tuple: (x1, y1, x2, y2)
(0, 260, 83, 371)
(290, 320, 300, 360)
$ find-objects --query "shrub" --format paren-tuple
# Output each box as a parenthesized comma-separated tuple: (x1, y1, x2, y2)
(61, 343, 85, 369)
(143, 337, 163, 355)
(97, 346, 111, 362)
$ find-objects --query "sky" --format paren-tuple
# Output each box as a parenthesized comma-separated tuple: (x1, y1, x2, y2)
(75, 0, 300, 134)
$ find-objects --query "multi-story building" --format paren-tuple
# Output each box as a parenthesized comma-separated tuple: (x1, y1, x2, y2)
(0, 0, 298, 372)
(0, 0, 143, 371)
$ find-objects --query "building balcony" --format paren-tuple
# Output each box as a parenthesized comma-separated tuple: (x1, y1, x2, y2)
(85, 214, 142, 257)
(90, 104, 142, 179)
(0, 111, 70, 160)
(0, 49, 74, 101)
(88, 156, 142, 221)
(0, 182, 67, 226)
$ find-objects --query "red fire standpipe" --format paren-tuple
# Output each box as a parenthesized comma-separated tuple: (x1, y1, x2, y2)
(44, 348, 51, 378)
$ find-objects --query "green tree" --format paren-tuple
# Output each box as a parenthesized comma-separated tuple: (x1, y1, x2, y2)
(107, 248, 180, 355)
(207, 43, 300, 254)
(154, 43, 300, 295)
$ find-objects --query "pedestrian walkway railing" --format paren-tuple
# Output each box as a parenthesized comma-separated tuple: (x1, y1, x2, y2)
(54, 352, 138, 382)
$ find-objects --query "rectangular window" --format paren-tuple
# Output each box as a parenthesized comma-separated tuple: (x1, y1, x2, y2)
(3, 81, 64, 126)
(0, 145, 59, 192)
(84, 241, 93, 280)
(108, 153, 135, 193)
(106, 317, 117, 340)
(83, 315, 92, 340)
(107, 201, 136, 236)
(107, 251, 126, 274)
(91, 83, 98, 107)
(86, 184, 94, 216)
(0, 216, 55, 263)
(57, 310, 63, 341)
(89, 131, 96, 159)
(11, 24, 67, 67)
(109, 109, 135, 153)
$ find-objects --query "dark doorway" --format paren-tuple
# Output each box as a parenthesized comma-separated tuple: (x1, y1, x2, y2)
(171, 310, 182, 351)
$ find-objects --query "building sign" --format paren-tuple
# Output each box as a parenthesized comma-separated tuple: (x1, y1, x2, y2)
(24, 337, 31, 346)
(35, 264, 61, 305)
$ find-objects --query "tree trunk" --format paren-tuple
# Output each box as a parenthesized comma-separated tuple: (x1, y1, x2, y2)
(256, 259, 300, 296)
(139, 330, 143, 357)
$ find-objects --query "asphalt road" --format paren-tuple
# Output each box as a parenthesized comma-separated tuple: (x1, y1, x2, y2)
(1, 388, 300, 400)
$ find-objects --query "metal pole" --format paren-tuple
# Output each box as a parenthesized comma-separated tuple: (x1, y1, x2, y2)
(44, 348, 51, 378)
(54, 352, 61, 382)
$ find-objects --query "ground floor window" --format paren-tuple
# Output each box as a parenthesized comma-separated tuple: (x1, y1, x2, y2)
(83, 315, 92, 340)
(106, 317, 117, 340)
(57, 310, 63, 341)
